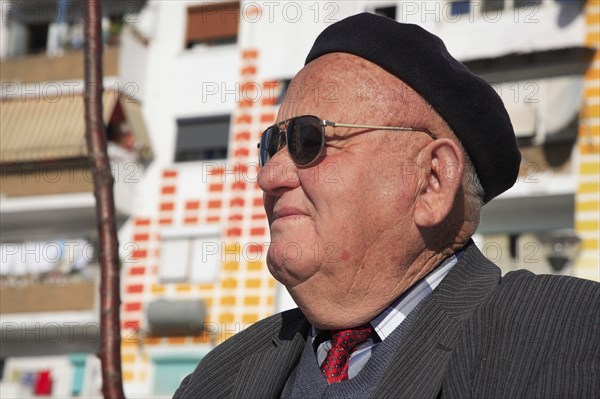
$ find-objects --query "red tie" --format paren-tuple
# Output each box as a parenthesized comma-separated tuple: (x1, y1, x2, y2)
(320, 324, 373, 384)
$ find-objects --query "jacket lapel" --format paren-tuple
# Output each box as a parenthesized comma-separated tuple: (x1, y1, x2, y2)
(231, 313, 310, 399)
(373, 243, 502, 398)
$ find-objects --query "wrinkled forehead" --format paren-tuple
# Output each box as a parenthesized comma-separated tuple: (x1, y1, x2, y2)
(277, 53, 431, 125)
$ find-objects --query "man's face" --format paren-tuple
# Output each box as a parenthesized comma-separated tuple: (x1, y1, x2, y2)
(257, 54, 432, 327)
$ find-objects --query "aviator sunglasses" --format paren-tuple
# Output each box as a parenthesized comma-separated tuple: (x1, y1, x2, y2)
(258, 115, 437, 167)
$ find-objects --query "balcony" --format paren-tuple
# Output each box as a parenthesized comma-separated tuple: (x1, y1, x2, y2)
(0, 46, 120, 83)
(0, 278, 96, 314)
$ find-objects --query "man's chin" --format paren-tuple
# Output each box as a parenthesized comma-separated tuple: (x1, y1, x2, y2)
(265, 254, 318, 290)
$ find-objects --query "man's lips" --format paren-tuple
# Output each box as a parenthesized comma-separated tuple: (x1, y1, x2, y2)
(272, 207, 308, 221)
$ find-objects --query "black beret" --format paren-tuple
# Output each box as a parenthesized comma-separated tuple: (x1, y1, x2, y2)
(305, 13, 521, 204)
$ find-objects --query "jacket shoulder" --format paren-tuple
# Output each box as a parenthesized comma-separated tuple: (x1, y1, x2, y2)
(447, 271, 600, 398)
(497, 269, 600, 312)
(173, 308, 307, 399)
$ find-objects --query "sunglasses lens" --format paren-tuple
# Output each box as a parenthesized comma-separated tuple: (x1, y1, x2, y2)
(287, 116, 324, 166)
(259, 116, 324, 167)
(259, 127, 281, 167)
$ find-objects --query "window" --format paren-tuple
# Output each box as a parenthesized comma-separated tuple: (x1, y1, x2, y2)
(513, 0, 542, 8)
(450, 0, 470, 15)
(68, 354, 86, 397)
(5, 0, 143, 58)
(27, 23, 49, 54)
(482, 0, 505, 14)
(277, 79, 292, 105)
(153, 355, 204, 396)
(373, 6, 397, 20)
(175, 115, 230, 162)
(158, 228, 222, 283)
(4, 12, 49, 56)
(185, 2, 240, 48)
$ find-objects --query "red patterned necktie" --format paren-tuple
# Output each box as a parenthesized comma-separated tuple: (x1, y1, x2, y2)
(320, 323, 373, 384)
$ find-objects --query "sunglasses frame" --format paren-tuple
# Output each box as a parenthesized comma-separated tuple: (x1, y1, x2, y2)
(258, 115, 437, 167)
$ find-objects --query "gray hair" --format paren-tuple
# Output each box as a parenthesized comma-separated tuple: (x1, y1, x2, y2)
(461, 145, 484, 235)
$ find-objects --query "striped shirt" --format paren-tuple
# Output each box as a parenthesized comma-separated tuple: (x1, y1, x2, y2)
(312, 252, 461, 379)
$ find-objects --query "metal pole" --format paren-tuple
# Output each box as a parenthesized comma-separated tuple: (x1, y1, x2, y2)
(83, 1, 126, 397)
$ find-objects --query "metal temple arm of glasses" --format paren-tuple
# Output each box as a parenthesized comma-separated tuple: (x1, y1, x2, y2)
(322, 120, 436, 140)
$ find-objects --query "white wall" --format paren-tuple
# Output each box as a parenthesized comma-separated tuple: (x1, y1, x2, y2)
(0, 0, 9, 60)
(119, 1, 241, 219)
(397, 0, 585, 61)
(239, 1, 362, 81)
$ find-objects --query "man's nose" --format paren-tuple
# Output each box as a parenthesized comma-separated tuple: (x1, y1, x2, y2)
(257, 149, 301, 195)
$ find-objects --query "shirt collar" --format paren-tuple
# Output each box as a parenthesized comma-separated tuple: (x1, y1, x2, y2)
(370, 251, 461, 340)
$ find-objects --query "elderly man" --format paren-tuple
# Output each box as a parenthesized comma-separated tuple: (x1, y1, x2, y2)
(174, 13, 599, 399)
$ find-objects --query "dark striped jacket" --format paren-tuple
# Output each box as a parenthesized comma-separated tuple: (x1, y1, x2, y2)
(174, 243, 600, 399)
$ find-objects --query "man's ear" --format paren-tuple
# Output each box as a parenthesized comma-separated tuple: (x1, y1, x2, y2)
(414, 139, 464, 227)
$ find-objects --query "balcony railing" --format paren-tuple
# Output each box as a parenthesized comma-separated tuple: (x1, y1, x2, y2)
(0, 46, 120, 84)
(0, 273, 97, 314)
